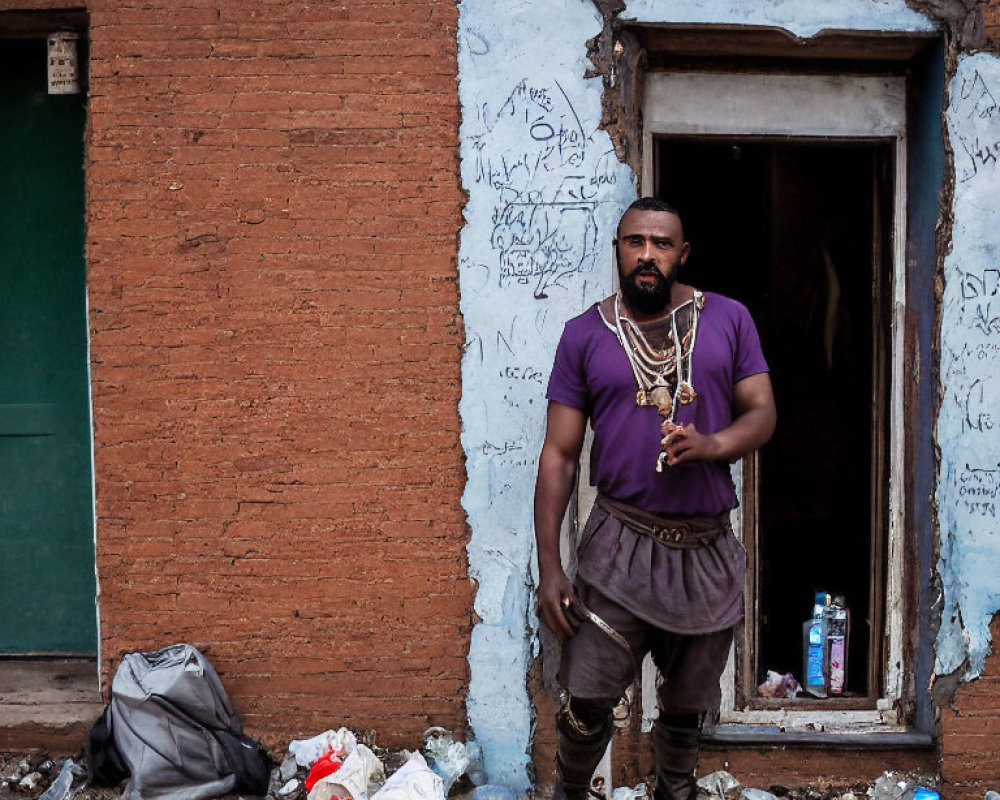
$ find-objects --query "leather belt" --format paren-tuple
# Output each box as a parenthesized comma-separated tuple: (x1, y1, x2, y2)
(596, 494, 731, 550)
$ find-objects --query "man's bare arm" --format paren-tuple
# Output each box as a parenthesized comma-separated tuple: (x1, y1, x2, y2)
(534, 400, 587, 640)
(661, 372, 776, 466)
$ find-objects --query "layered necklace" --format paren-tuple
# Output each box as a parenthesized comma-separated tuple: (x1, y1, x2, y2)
(609, 290, 705, 472)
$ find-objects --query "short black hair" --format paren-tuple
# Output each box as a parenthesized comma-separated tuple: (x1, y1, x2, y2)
(616, 196, 684, 238)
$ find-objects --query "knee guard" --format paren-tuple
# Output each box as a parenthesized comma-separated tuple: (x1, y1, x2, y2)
(555, 696, 615, 788)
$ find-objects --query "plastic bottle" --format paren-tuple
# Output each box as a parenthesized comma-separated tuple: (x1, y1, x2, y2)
(827, 595, 849, 696)
(802, 591, 829, 697)
(37, 758, 83, 800)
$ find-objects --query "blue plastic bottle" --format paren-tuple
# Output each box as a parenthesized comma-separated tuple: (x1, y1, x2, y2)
(802, 591, 829, 697)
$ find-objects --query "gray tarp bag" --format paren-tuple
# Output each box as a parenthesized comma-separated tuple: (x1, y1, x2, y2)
(111, 643, 264, 800)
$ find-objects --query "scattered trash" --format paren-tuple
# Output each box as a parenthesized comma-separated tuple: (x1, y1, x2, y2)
(280, 753, 300, 782)
(291, 728, 359, 769)
(610, 783, 648, 800)
(305, 747, 344, 792)
(0, 723, 960, 800)
(370, 752, 445, 800)
(866, 772, 939, 800)
(757, 670, 801, 699)
(984, 792, 1000, 800)
(465, 740, 486, 788)
(422, 727, 472, 794)
(36, 758, 84, 800)
(472, 784, 516, 800)
(697, 770, 742, 800)
(308, 743, 385, 800)
(742, 789, 780, 800)
(19, 771, 43, 792)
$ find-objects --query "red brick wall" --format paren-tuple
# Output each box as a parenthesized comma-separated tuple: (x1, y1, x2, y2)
(984, 1, 1000, 50)
(939, 615, 1000, 799)
(0, 0, 470, 749)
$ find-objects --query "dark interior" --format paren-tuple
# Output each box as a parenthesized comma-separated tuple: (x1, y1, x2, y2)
(657, 138, 892, 697)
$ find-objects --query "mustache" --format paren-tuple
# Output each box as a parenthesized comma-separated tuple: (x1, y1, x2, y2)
(629, 262, 662, 278)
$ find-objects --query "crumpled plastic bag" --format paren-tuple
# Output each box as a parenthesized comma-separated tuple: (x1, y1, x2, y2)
(308, 744, 385, 800)
(741, 789, 779, 800)
(610, 783, 648, 800)
(756, 670, 801, 699)
(37, 759, 85, 800)
(306, 748, 344, 793)
(697, 770, 742, 800)
(370, 752, 444, 800)
(291, 728, 359, 768)
(866, 773, 939, 800)
(423, 727, 471, 794)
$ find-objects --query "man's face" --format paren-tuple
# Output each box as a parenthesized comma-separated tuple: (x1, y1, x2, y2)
(614, 209, 690, 315)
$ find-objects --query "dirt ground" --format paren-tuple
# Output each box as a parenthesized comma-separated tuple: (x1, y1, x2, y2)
(0, 749, 935, 800)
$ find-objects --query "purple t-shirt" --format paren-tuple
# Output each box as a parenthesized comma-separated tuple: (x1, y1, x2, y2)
(546, 291, 769, 516)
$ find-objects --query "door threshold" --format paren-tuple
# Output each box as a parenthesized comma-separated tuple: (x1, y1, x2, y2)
(0, 659, 103, 753)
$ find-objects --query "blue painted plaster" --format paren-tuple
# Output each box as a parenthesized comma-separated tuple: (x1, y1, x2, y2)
(624, 0, 936, 39)
(936, 53, 1000, 680)
(456, 0, 939, 789)
(457, 0, 635, 789)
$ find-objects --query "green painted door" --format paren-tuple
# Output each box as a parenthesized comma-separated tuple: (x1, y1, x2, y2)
(0, 39, 96, 653)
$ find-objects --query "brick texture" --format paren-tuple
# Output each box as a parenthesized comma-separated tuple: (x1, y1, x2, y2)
(0, 0, 470, 750)
(940, 614, 1000, 799)
(9, 0, 1000, 788)
(984, 1, 1000, 49)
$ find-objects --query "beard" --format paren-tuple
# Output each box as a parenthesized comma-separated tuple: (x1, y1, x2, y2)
(617, 249, 678, 315)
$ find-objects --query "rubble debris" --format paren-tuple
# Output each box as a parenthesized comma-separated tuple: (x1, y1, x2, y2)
(0, 742, 985, 800)
(422, 728, 472, 794)
(17, 772, 42, 792)
(865, 772, 940, 800)
(36, 758, 83, 800)
(369, 752, 443, 800)
(698, 771, 742, 800)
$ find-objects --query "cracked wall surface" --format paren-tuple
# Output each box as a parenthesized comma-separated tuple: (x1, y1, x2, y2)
(457, 0, 635, 788)
(936, 52, 1000, 681)
(453, 0, 1000, 788)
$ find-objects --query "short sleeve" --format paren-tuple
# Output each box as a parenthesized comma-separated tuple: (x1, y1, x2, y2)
(546, 323, 590, 411)
(732, 303, 769, 383)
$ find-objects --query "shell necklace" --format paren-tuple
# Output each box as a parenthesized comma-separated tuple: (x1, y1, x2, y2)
(611, 290, 705, 471)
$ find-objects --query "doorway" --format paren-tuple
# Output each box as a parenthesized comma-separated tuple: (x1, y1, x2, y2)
(0, 36, 96, 654)
(656, 139, 892, 703)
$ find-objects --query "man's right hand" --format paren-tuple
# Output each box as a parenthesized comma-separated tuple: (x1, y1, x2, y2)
(537, 569, 580, 641)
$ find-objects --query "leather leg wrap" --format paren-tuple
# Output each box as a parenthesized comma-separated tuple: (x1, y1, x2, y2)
(652, 713, 702, 800)
(556, 696, 615, 788)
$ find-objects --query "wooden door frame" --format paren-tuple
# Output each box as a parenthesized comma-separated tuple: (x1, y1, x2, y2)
(641, 70, 908, 732)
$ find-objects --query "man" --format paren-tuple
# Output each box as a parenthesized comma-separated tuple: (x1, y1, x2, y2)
(534, 197, 776, 800)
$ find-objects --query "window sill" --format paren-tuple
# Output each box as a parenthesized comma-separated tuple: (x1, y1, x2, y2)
(703, 725, 934, 749)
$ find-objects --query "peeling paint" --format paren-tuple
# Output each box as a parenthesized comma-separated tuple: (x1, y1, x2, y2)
(936, 52, 1000, 681)
(456, 0, 947, 788)
(905, 0, 987, 51)
(457, 0, 635, 789)
(624, 0, 937, 38)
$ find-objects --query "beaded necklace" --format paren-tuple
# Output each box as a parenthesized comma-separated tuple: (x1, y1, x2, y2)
(608, 290, 705, 471)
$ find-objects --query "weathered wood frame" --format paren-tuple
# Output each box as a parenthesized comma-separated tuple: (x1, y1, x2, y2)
(640, 70, 909, 733)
